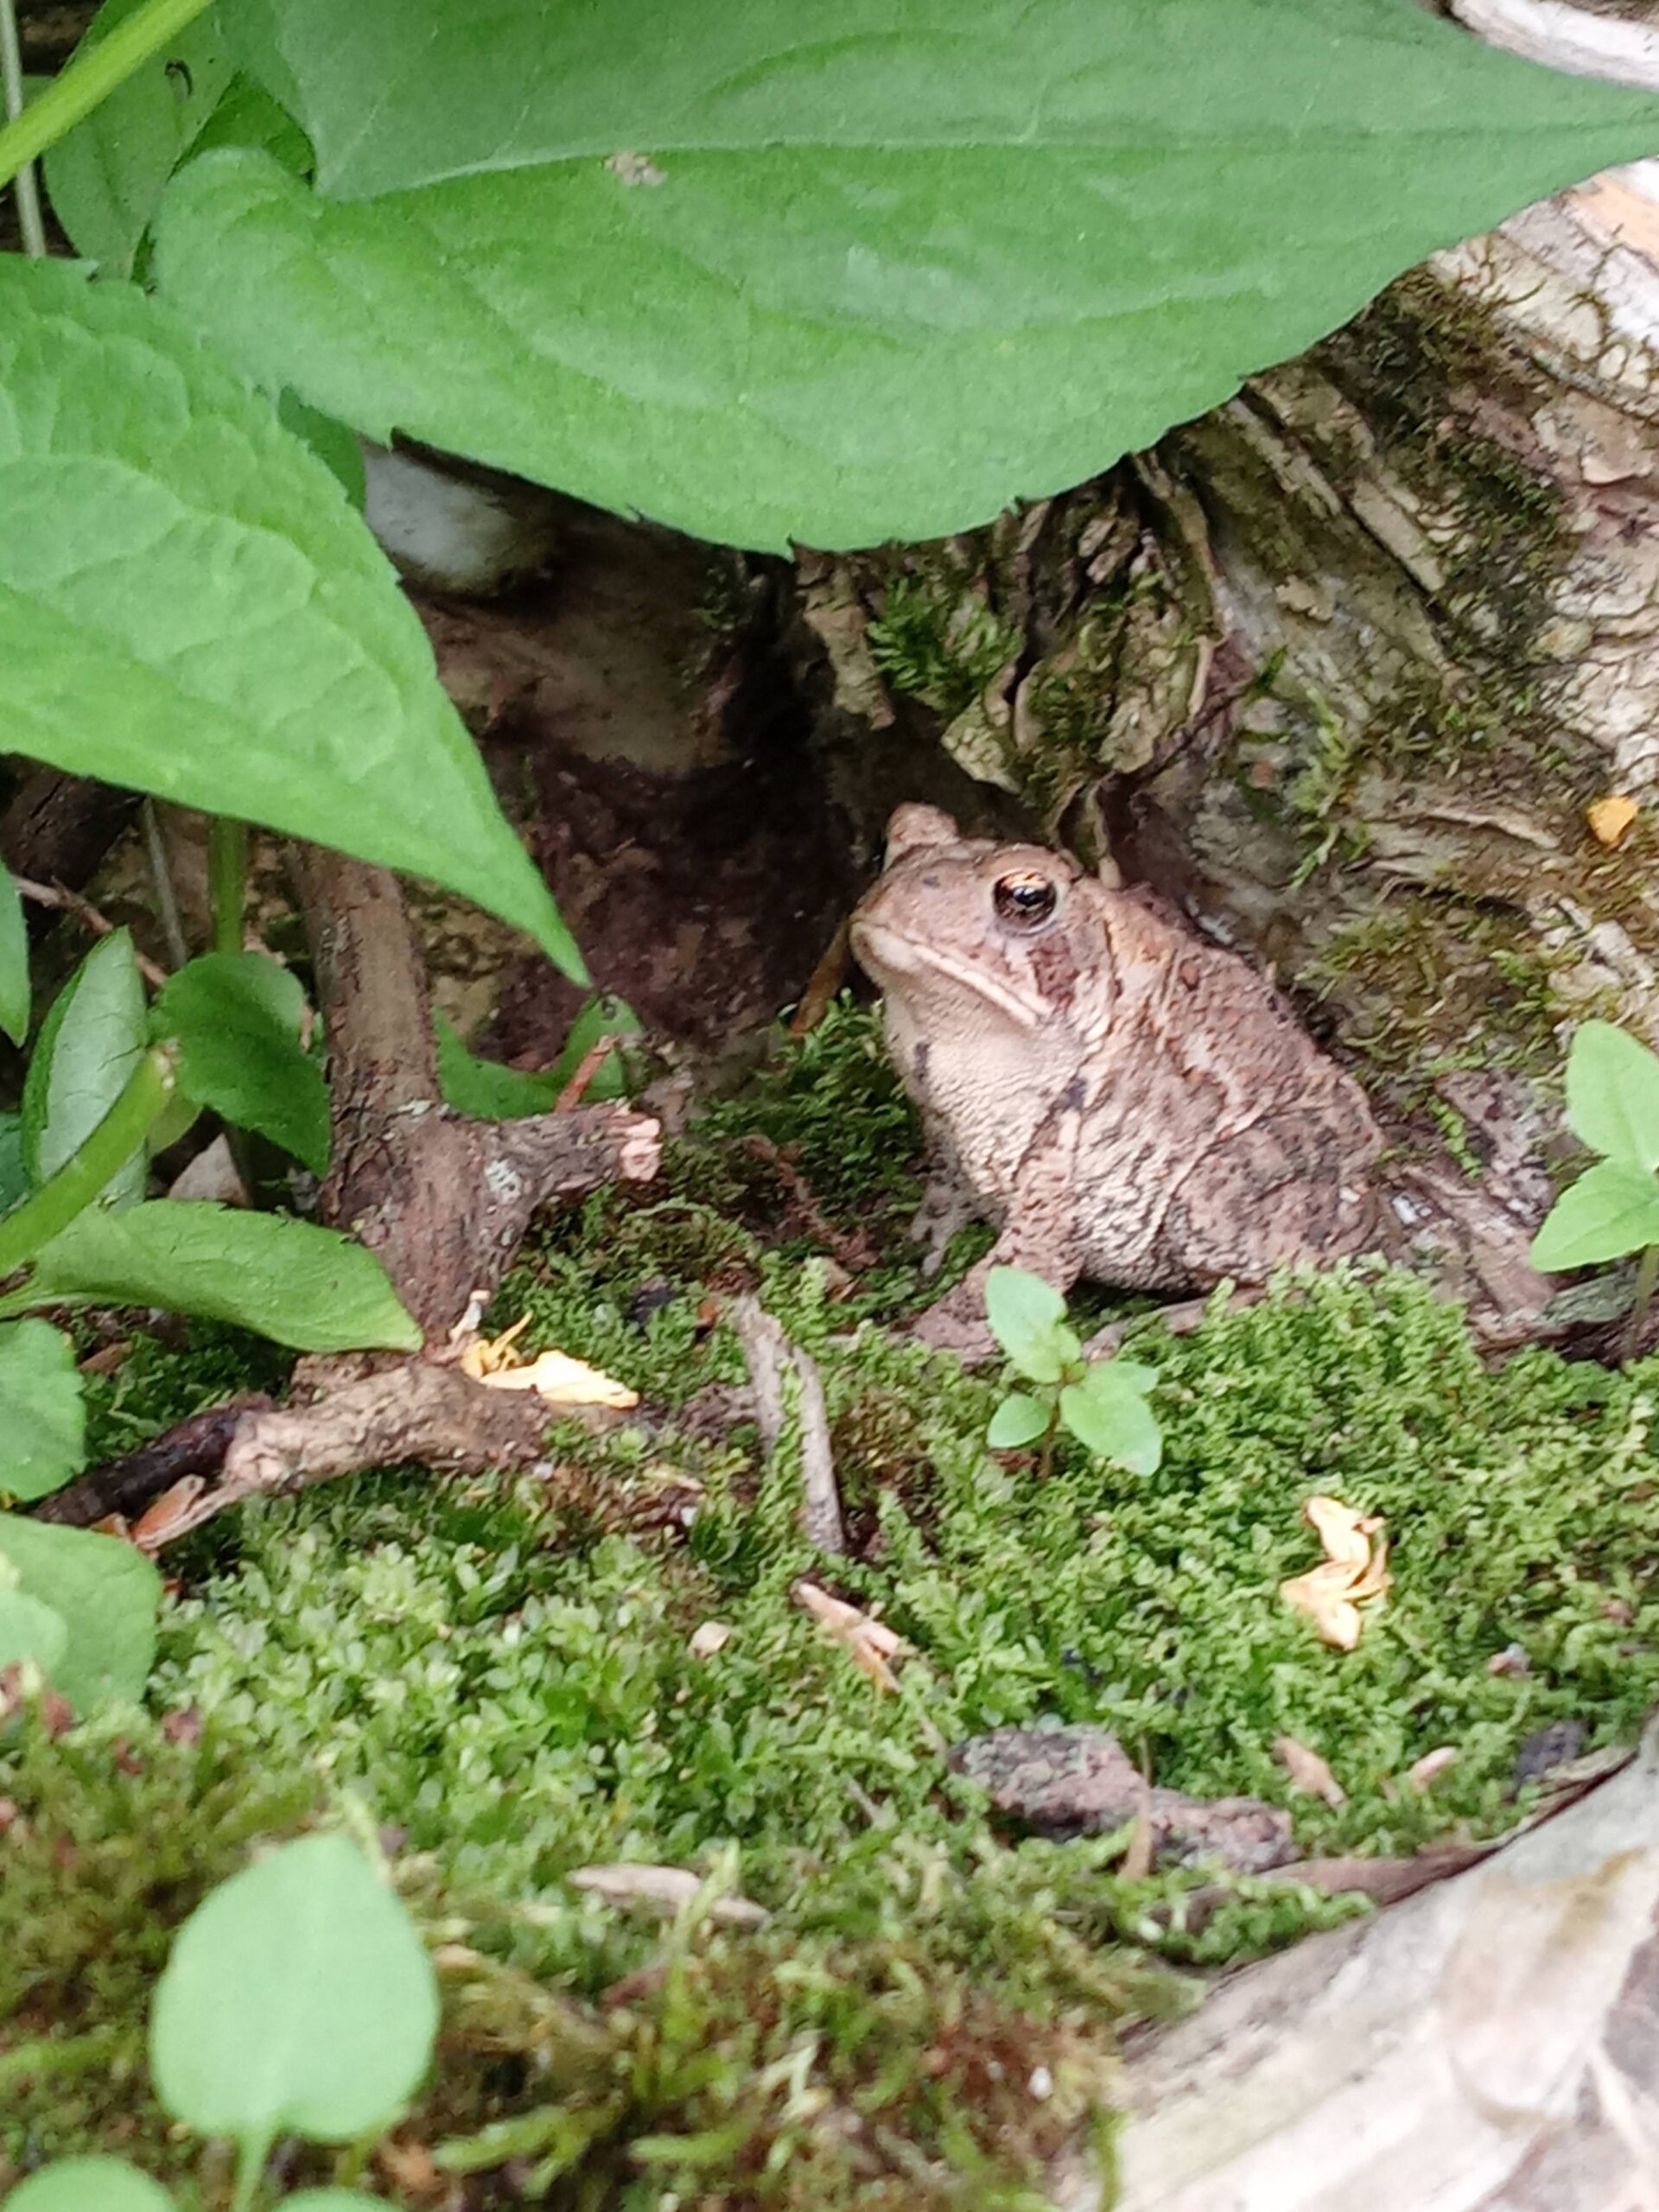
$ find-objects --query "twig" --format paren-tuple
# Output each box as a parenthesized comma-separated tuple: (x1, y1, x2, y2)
(0, 0, 46, 259)
(729, 1294, 847, 1555)
(741, 1132, 875, 1273)
(12, 875, 170, 989)
(556, 1033, 621, 1112)
(141, 800, 192, 970)
(788, 916, 853, 1038)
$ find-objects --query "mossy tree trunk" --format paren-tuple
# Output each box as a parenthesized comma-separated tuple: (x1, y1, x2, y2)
(804, 149, 1659, 1137)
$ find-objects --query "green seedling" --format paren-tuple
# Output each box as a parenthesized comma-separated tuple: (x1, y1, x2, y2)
(983, 1265, 1162, 1476)
(1531, 1020, 1659, 1356)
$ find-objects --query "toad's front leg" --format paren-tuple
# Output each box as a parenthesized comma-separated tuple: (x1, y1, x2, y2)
(912, 1116, 1085, 1363)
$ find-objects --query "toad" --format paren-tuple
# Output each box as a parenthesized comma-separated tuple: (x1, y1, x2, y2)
(849, 804, 1551, 1361)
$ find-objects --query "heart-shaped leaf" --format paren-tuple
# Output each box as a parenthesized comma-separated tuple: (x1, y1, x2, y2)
(154, 952, 330, 1173)
(0, 1201, 422, 1353)
(151, 0, 1659, 548)
(0, 257, 581, 976)
(1059, 1360, 1163, 1474)
(983, 1266, 1079, 1382)
(1530, 1159, 1659, 1272)
(1564, 1020, 1659, 1176)
(0, 1319, 86, 1502)
(0, 1513, 162, 1708)
(151, 1832, 440, 2148)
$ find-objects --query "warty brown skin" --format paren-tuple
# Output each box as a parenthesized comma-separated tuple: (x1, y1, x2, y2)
(849, 804, 1390, 1359)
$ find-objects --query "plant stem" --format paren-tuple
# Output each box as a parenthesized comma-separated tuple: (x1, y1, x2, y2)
(1620, 1241, 1659, 1363)
(209, 815, 249, 956)
(230, 2127, 274, 2212)
(0, 0, 213, 187)
(0, 1044, 175, 1276)
(0, 0, 46, 257)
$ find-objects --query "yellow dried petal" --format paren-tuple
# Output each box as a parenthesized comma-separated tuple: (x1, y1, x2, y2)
(1587, 794, 1638, 849)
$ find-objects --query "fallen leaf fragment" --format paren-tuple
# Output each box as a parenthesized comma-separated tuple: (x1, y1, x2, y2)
(1280, 1494, 1390, 1650)
(1408, 1745, 1461, 1792)
(792, 1578, 906, 1692)
(1587, 793, 1639, 849)
(458, 1316, 638, 1407)
(689, 1620, 732, 1660)
(130, 1476, 209, 1554)
(569, 1863, 769, 1927)
(1274, 1733, 1347, 1808)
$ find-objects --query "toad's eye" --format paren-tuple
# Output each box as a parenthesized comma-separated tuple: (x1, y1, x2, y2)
(993, 871, 1058, 927)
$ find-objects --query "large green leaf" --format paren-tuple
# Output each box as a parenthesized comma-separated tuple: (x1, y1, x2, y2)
(151, 1832, 440, 2146)
(153, 952, 330, 1173)
(0, 861, 27, 1046)
(0, 1111, 27, 1216)
(152, 0, 1659, 549)
(0, 1319, 87, 1503)
(21, 931, 149, 1206)
(42, 0, 235, 278)
(1530, 1160, 1659, 1272)
(0, 1513, 163, 1707)
(1565, 1020, 1659, 1176)
(1059, 1359, 1163, 1475)
(0, 258, 582, 976)
(0, 1201, 423, 1353)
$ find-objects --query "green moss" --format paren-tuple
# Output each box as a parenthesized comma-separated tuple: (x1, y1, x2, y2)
(10, 1014, 1659, 2205)
(867, 573, 1020, 722)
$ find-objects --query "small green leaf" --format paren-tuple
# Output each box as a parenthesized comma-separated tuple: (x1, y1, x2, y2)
(0, 258, 582, 978)
(1059, 1362, 1163, 1475)
(1565, 1020, 1659, 1176)
(0, 1319, 87, 1502)
(0, 1514, 163, 1707)
(41, 0, 234, 278)
(153, 952, 330, 1173)
(0, 1586, 71, 1678)
(150, 1833, 440, 2147)
(3, 2156, 175, 2210)
(984, 1267, 1078, 1382)
(0, 861, 27, 1046)
(22, 932, 148, 1206)
(435, 995, 640, 1121)
(0, 1203, 422, 1354)
(987, 1393, 1051, 1450)
(1530, 1160, 1659, 1272)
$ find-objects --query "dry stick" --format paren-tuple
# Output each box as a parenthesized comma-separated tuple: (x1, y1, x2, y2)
(729, 1294, 847, 1556)
(11, 875, 170, 989)
(39, 849, 661, 1541)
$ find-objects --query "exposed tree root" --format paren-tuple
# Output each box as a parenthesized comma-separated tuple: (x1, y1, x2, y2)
(40, 849, 659, 1546)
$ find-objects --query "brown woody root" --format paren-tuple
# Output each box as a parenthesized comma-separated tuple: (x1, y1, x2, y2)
(42, 850, 659, 1543)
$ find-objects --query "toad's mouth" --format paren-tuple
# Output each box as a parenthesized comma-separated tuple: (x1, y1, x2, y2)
(849, 916, 1046, 1032)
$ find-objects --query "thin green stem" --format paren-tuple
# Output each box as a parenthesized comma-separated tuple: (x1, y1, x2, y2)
(0, 0, 213, 188)
(1620, 1241, 1659, 1363)
(0, 0, 47, 257)
(0, 1044, 175, 1277)
(230, 2127, 274, 2212)
(209, 815, 249, 956)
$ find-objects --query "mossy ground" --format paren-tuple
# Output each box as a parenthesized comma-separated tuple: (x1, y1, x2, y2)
(5, 1004, 1659, 2208)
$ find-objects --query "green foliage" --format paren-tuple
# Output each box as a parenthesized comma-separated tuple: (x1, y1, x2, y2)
(0, 257, 581, 977)
(7, 2157, 175, 2210)
(41, 0, 233, 278)
(153, 952, 330, 1174)
(986, 1266, 1163, 1475)
(22, 932, 148, 1207)
(0, 1516, 162, 1707)
(0, 861, 27, 1047)
(146, 0, 1659, 550)
(0, 1112, 26, 1216)
(0, 1319, 86, 1503)
(1532, 1024, 1659, 1283)
(0, 1202, 421, 1354)
(151, 1834, 439, 2160)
